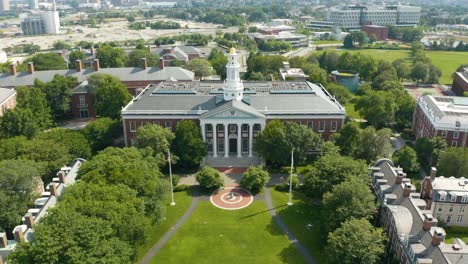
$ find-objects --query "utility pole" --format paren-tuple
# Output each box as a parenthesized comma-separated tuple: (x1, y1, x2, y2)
(287, 149, 294, 206)
(168, 149, 175, 206)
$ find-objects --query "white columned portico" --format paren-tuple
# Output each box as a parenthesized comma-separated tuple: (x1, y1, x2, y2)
(237, 123, 242, 157)
(213, 123, 217, 157)
(201, 123, 206, 142)
(248, 123, 254, 157)
(224, 123, 229, 158)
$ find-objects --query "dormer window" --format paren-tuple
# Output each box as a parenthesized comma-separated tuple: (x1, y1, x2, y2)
(451, 195, 457, 202)
(456, 121, 460, 128)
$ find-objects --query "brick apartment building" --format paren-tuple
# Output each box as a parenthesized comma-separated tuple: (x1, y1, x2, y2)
(361, 25, 389, 40)
(452, 68, 468, 96)
(0, 88, 16, 117)
(412, 95, 468, 147)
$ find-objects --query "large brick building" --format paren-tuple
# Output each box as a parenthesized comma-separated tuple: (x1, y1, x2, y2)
(0, 87, 16, 117)
(412, 95, 468, 147)
(452, 68, 468, 96)
(121, 48, 346, 158)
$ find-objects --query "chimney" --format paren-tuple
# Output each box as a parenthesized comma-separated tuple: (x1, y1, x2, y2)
(93, 59, 100, 71)
(432, 228, 445, 246)
(10, 64, 17, 75)
(0, 232, 7, 248)
(76, 60, 83, 72)
(430, 167, 437, 181)
(14, 227, 24, 242)
(403, 183, 412, 198)
(141, 58, 147, 70)
(423, 214, 437, 231)
(49, 183, 58, 196)
(24, 213, 35, 228)
(27, 62, 34, 74)
(395, 171, 405, 184)
(58, 171, 66, 184)
(0, 255, 3, 264)
(91, 46, 96, 56)
(159, 58, 164, 69)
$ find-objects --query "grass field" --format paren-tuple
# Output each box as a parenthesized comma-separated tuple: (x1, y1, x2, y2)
(136, 188, 193, 260)
(270, 189, 327, 264)
(316, 49, 468, 85)
(313, 40, 343, 45)
(152, 201, 306, 264)
(444, 226, 468, 244)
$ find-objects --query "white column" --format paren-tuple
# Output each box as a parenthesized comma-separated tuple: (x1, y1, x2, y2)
(213, 123, 217, 157)
(249, 123, 254, 157)
(224, 123, 229, 158)
(237, 123, 242, 157)
(201, 123, 206, 142)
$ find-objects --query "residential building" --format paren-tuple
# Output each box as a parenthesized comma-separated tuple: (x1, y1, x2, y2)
(412, 95, 468, 147)
(361, 25, 389, 40)
(452, 67, 468, 96)
(0, 88, 16, 117)
(279, 62, 308, 81)
(121, 48, 346, 155)
(152, 46, 203, 67)
(421, 168, 468, 226)
(371, 159, 468, 263)
(0, 0, 9, 12)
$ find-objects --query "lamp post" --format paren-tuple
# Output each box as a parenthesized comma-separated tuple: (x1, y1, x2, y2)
(168, 149, 175, 206)
(287, 149, 294, 206)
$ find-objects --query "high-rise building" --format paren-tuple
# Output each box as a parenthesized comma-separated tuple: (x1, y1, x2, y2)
(0, 0, 10, 12)
(29, 0, 39, 9)
(20, 10, 60, 35)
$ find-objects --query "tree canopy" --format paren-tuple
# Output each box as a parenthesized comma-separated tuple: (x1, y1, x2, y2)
(135, 124, 175, 166)
(183, 58, 214, 78)
(437, 148, 468, 177)
(393, 146, 419, 173)
(127, 48, 159, 68)
(24, 53, 67, 71)
(171, 121, 206, 168)
(195, 166, 223, 190)
(96, 45, 128, 68)
(240, 166, 270, 193)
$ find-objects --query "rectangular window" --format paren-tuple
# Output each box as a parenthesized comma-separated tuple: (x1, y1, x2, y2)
(319, 121, 325, 132)
(141, 121, 148, 127)
(441, 131, 447, 138)
(242, 124, 248, 132)
(447, 215, 452, 223)
(296, 121, 301, 125)
(165, 121, 172, 131)
(454, 131, 459, 139)
(452, 141, 458, 147)
(452, 195, 457, 202)
(153, 121, 160, 126)
(460, 207, 465, 213)
(457, 215, 463, 223)
(331, 121, 337, 132)
(462, 196, 468, 203)
(440, 195, 446, 201)
(230, 124, 236, 133)
(449, 206, 454, 212)
(307, 121, 313, 129)
(130, 121, 136, 132)
(206, 124, 213, 132)
(79, 95, 86, 105)
(207, 138, 213, 152)
(242, 138, 248, 152)
(218, 138, 224, 153)
(438, 205, 443, 212)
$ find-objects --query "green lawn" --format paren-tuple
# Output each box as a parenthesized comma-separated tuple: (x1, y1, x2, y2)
(136, 188, 193, 260)
(270, 189, 327, 264)
(313, 40, 342, 45)
(316, 48, 467, 84)
(444, 226, 468, 244)
(152, 201, 306, 264)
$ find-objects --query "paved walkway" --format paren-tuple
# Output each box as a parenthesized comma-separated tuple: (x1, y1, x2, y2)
(139, 188, 201, 264)
(264, 187, 318, 264)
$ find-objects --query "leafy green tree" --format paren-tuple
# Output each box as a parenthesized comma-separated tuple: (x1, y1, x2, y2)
(355, 90, 397, 128)
(195, 166, 223, 190)
(324, 83, 352, 104)
(0, 160, 42, 234)
(96, 45, 128, 68)
(318, 51, 339, 72)
(302, 154, 368, 198)
(240, 166, 270, 193)
(392, 58, 411, 81)
(183, 58, 214, 78)
(172, 121, 206, 168)
(34, 128, 91, 159)
(303, 64, 328, 84)
(393, 146, 419, 173)
(24, 53, 67, 71)
(332, 122, 362, 157)
(359, 127, 392, 163)
(135, 124, 175, 164)
(320, 141, 341, 156)
(428, 63, 442, 84)
(343, 34, 354, 49)
(0, 108, 39, 138)
(411, 62, 429, 85)
(69, 50, 86, 69)
(52, 41, 72, 50)
(285, 122, 321, 165)
(415, 137, 448, 166)
(16, 86, 53, 129)
(82, 118, 122, 153)
(437, 148, 468, 177)
(322, 176, 376, 231)
(208, 49, 228, 79)
(127, 48, 159, 67)
(326, 218, 386, 264)
(88, 73, 132, 119)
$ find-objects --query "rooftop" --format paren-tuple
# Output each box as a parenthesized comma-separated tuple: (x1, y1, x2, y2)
(418, 95, 468, 130)
(0, 87, 15, 104)
(432, 176, 468, 192)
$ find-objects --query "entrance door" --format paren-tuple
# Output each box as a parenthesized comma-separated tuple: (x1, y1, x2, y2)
(229, 138, 237, 154)
(80, 108, 89, 118)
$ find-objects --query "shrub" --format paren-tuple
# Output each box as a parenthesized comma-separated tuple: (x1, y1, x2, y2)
(195, 166, 223, 190)
(174, 184, 191, 192)
(170, 174, 180, 188)
(274, 183, 289, 192)
(240, 166, 270, 194)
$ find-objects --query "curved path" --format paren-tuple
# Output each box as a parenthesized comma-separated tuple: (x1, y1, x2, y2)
(264, 187, 318, 264)
(139, 188, 200, 264)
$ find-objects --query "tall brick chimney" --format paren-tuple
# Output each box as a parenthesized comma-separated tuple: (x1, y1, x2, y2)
(0, 232, 7, 248)
(24, 213, 35, 228)
(93, 59, 100, 71)
(430, 167, 437, 182)
(76, 60, 83, 72)
(91, 46, 96, 56)
(27, 62, 35, 74)
(141, 58, 147, 70)
(49, 183, 58, 196)
(432, 228, 445, 246)
(10, 64, 16, 75)
(159, 58, 164, 69)
(395, 171, 405, 184)
(423, 214, 437, 231)
(14, 227, 24, 242)
(58, 171, 66, 184)
(403, 183, 412, 198)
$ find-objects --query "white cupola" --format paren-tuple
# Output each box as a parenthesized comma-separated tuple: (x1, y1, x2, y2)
(222, 47, 244, 101)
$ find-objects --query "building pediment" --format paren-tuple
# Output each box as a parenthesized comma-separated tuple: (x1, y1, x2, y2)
(201, 100, 265, 120)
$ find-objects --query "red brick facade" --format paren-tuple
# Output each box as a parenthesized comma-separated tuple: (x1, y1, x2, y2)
(361, 25, 389, 40)
(452, 72, 468, 96)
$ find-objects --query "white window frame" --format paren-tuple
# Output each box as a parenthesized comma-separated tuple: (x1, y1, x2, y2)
(454, 131, 459, 139)
(462, 196, 468, 203)
(460, 206, 465, 213)
(331, 121, 337, 132)
(319, 121, 325, 132)
(307, 121, 313, 129)
(449, 206, 454, 212)
(165, 121, 172, 131)
(440, 195, 446, 201)
(452, 195, 457, 202)
(153, 121, 160, 126)
(130, 121, 136, 132)
(438, 205, 443, 212)
(457, 215, 463, 223)
(79, 95, 86, 105)
(447, 215, 452, 223)
(229, 124, 236, 133)
(452, 141, 458, 147)
(441, 131, 447, 138)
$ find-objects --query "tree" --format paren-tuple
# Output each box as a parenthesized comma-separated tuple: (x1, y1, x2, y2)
(172, 120, 206, 168)
(392, 58, 411, 81)
(208, 49, 228, 79)
(183, 58, 214, 78)
(302, 154, 368, 198)
(359, 127, 392, 163)
(195, 166, 223, 190)
(326, 218, 386, 264)
(428, 63, 442, 84)
(68, 50, 86, 69)
(240, 166, 270, 193)
(88, 73, 132, 119)
(322, 176, 376, 231)
(82, 118, 122, 153)
(52, 40, 72, 50)
(355, 90, 397, 128)
(303, 64, 328, 84)
(437, 148, 468, 177)
(96, 45, 128, 68)
(411, 62, 429, 85)
(127, 48, 159, 68)
(0, 108, 39, 138)
(34, 128, 91, 159)
(24, 53, 67, 71)
(332, 122, 362, 157)
(285, 122, 321, 165)
(343, 34, 354, 49)
(393, 146, 419, 173)
(135, 124, 175, 164)
(0, 160, 42, 235)
(324, 83, 352, 104)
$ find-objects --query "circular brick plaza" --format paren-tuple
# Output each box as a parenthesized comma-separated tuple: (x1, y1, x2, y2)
(210, 185, 253, 210)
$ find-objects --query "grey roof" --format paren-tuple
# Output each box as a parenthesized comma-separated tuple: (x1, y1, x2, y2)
(122, 81, 345, 117)
(0, 87, 15, 104)
(0, 67, 194, 88)
(417, 95, 468, 131)
(432, 177, 468, 192)
(201, 99, 266, 119)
